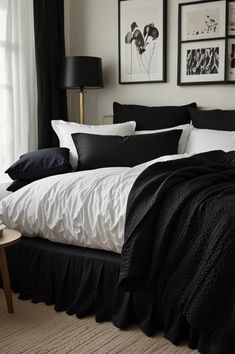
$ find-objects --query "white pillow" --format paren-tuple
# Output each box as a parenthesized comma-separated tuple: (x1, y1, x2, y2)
(134, 124, 190, 154)
(185, 126, 235, 155)
(51, 120, 136, 169)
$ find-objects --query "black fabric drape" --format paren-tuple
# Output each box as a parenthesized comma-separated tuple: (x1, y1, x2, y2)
(33, 0, 68, 148)
(4, 236, 232, 353)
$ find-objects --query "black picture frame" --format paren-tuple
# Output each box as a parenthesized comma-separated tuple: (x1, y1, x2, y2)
(118, 0, 167, 84)
(178, 0, 235, 85)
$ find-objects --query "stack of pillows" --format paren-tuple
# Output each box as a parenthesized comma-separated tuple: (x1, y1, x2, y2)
(5, 101, 235, 192)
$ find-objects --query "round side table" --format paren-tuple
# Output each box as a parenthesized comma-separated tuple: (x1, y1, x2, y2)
(0, 229, 21, 313)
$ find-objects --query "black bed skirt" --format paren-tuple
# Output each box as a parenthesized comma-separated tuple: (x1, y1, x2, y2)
(1, 237, 229, 353)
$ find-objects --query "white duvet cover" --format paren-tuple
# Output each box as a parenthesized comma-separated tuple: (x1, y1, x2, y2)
(0, 154, 188, 253)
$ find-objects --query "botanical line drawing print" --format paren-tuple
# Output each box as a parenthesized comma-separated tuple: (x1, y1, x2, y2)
(125, 21, 159, 79)
(119, 0, 166, 83)
(186, 47, 219, 75)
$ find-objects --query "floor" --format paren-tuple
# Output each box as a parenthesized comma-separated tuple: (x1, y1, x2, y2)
(0, 291, 199, 354)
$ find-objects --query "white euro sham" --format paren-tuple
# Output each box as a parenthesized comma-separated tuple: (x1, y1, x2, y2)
(185, 126, 235, 155)
(134, 124, 190, 154)
(51, 120, 136, 169)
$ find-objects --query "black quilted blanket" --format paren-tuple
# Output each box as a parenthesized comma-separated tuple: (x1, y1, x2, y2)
(120, 150, 235, 345)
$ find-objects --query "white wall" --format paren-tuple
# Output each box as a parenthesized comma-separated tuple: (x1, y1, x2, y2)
(65, 0, 235, 124)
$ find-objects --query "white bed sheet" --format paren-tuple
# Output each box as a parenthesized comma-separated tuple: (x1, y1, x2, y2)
(0, 154, 188, 253)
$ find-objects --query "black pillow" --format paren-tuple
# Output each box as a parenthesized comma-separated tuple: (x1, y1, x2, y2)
(113, 101, 197, 130)
(5, 147, 72, 181)
(72, 130, 182, 170)
(190, 107, 235, 131)
(7, 180, 33, 192)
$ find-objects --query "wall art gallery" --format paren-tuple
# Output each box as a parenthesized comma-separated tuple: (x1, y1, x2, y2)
(118, 0, 235, 86)
(178, 0, 235, 85)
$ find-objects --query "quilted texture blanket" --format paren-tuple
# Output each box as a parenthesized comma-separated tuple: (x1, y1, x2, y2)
(120, 151, 235, 352)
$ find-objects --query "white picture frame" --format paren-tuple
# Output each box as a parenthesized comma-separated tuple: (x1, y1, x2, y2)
(118, 0, 166, 84)
(181, 0, 226, 41)
(180, 39, 225, 84)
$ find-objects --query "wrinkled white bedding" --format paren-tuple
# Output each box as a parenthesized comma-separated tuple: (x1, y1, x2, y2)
(0, 154, 188, 253)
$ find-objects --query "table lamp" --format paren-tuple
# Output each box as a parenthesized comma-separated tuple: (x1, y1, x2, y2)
(61, 56, 103, 124)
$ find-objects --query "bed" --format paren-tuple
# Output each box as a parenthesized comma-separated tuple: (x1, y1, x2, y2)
(1, 102, 235, 354)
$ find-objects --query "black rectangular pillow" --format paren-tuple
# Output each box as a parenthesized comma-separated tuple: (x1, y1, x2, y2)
(72, 130, 182, 171)
(189, 107, 235, 131)
(5, 147, 72, 181)
(7, 180, 33, 192)
(113, 101, 197, 130)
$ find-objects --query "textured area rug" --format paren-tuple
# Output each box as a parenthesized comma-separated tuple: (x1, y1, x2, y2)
(0, 291, 198, 354)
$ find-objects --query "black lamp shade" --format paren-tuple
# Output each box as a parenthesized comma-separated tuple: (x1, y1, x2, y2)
(60, 56, 103, 89)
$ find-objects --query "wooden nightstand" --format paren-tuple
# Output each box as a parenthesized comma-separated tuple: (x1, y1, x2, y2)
(0, 229, 21, 313)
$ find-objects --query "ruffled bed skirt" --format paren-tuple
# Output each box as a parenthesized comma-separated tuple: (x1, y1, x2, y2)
(2, 237, 233, 353)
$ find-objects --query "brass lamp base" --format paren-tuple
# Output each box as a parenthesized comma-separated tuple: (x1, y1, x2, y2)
(79, 89, 85, 124)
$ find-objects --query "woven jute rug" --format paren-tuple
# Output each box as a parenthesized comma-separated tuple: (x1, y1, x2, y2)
(0, 291, 198, 354)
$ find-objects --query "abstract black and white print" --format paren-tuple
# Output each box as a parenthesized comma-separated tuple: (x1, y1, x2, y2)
(179, 2, 226, 84)
(187, 13, 219, 38)
(228, 39, 235, 80)
(181, 1, 226, 41)
(180, 39, 225, 83)
(186, 47, 219, 75)
(228, 2, 235, 35)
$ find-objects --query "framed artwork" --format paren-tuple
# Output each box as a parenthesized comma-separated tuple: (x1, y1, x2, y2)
(228, 1, 235, 35)
(227, 1, 235, 82)
(227, 38, 235, 80)
(180, 39, 225, 83)
(178, 0, 235, 85)
(118, 0, 167, 84)
(181, 0, 226, 41)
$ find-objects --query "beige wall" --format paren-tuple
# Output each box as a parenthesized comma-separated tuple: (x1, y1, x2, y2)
(65, 0, 235, 124)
